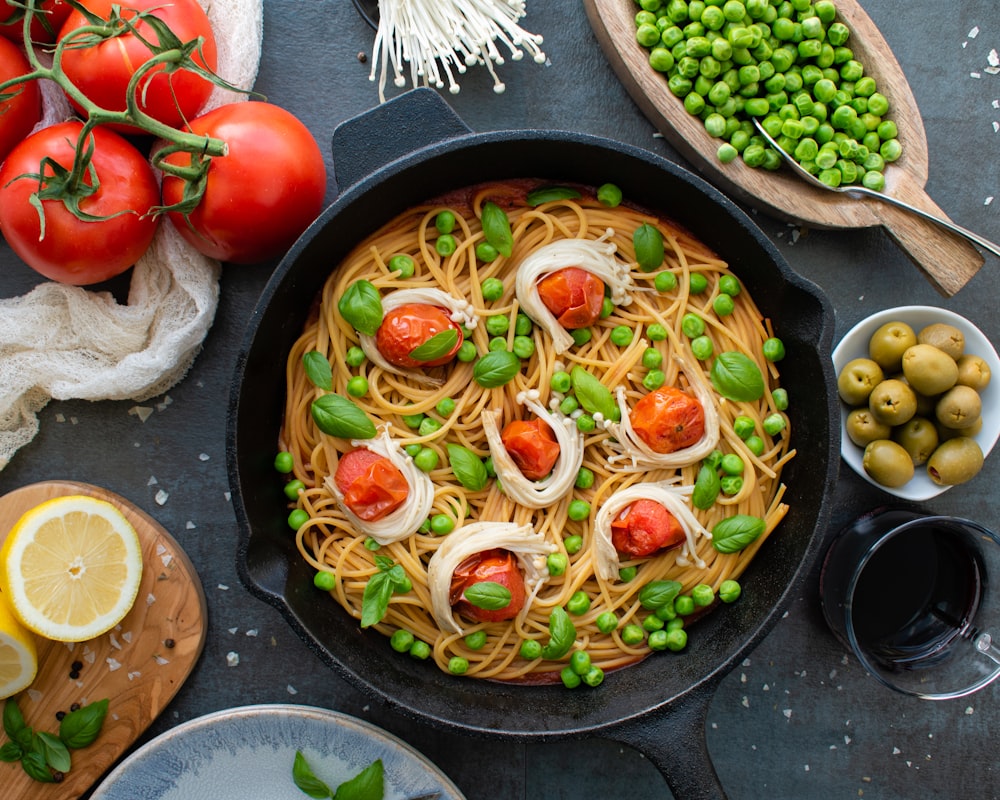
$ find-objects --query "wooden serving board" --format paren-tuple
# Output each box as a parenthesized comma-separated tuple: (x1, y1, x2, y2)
(0, 481, 207, 799)
(583, 0, 985, 296)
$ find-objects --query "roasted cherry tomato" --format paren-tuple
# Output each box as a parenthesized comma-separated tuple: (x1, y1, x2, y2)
(57, 0, 217, 131)
(536, 267, 604, 329)
(159, 101, 327, 263)
(0, 35, 41, 165)
(333, 448, 409, 522)
(631, 386, 706, 453)
(0, 120, 159, 284)
(611, 499, 685, 557)
(0, 0, 71, 44)
(500, 417, 560, 480)
(450, 548, 526, 624)
(375, 303, 463, 368)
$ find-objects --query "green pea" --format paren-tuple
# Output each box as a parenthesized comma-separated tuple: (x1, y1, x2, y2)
(733, 416, 755, 439)
(365, 536, 381, 550)
(642, 369, 666, 390)
(387, 253, 417, 279)
(692, 584, 715, 607)
(313, 570, 336, 591)
(655, 601, 678, 621)
(287, 508, 309, 530)
(436, 234, 457, 257)
(569, 650, 592, 675)
(561, 666, 582, 689)
(568, 499, 591, 521)
(547, 552, 568, 576)
(619, 566, 637, 582)
(447, 656, 469, 675)
(435, 210, 456, 234)
(719, 579, 742, 603)
(551, 370, 572, 394)
(721, 475, 744, 495)
(390, 629, 414, 653)
(488, 337, 507, 352)
(641, 347, 662, 370)
(654, 270, 678, 292)
(570, 327, 592, 346)
(274, 451, 294, 473)
(480, 276, 504, 301)
(647, 629, 670, 651)
(582, 665, 605, 687)
(484, 456, 496, 477)
(621, 624, 646, 646)
(433, 397, 455, 418)
(567, 591, 591, 615)
(346, 375, 368, 397)
(665, 628, 688, 651)
(713, 294, 735, 316)
(485, 314, 510, 336)
(409, 640, 431, 660)
(514, 313, 533, 336)
(401, 411, 425, 429)
(745, 435, 765, 456)
(763, 413, 786, 435)
(430, 514, 455, 535)
(690, 335, 714, 361)
(643, 614, 664, 633)
(718, 274, 740, 297)
(418, 417, 442, 437)
(772, 387, 789, 411)
(513, 335, 535, 359)
(345, 346, 367, 368)
(476, 242, 499, 263)
(681, 312, 705, 338)
(457, 340, 478, 362)
(597, 183, 623, 207)
(283, 479, 305, 501)
(647, 323, 668, 342)
(520, 639, 542, 660)
(559, 395, 579, 416)
(720, 453, 744, 475)
(674, 595, 695, 616)
(601, 297, 615, 319)
(762, 336, 785, 361)
(596, 612, 619, 634)
(574, 467, 595, 489)
(610, 326, 633, 346)
(576, 414, 596, 433)
(413, 447, 439, 472)
(689, 273, 709, 293)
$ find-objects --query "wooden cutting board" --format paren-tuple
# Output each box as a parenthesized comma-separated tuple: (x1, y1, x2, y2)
(0, 481, 207, 799)
(583, 0, 985, 297)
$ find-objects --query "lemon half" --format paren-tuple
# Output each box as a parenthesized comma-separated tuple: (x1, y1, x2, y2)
(0, 495, 144, 643)
(0, 592, 37, 699)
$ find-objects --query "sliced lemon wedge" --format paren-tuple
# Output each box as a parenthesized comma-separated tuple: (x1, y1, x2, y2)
(0, 591, 37, 699)
(0, 495, 143, 643)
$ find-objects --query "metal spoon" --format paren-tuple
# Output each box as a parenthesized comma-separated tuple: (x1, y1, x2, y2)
(751, 118, 1000, 259)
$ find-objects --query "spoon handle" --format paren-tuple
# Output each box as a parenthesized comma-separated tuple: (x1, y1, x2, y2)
(852, 185, 1000, 259)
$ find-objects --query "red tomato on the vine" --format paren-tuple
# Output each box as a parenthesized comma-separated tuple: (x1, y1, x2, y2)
(159, 101, 327, 264)
(57, 0, 217, 131)
(450, 549, 527, 624)
(501, 418, 561, 480)
(334, 448, 409, 522)
(631, 386, 706, 454)
(0, 120, 159, 285)
(375, 303, 463, 368)
(611, 499, 685, 557)
(537, 267, 604, 329)
(0, 0, 71, 45)
(0, 36, 41, 164)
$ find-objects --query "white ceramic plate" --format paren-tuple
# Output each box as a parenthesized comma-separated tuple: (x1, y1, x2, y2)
(89, 704, 466, 800)
(832, 306, 1000, 501)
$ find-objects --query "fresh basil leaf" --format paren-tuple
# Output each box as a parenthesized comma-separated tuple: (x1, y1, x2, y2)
(37, 732, 70, 773)
(711, 514, 766, 553)
(638, 580, 683, 611)
(0, 740, 23, 762)
(409, 328, 458, 363)
(360, 572, 393, 628)
(691, 463, 722, 510)
(481, 201, 513, 258)
(302, 351, 333, 391)
(633, 222, 664, 272)
(540, 606, 576, 660)
(570, 366, 616, 419)
(374, 554, 395, 572)
(446, 444, 488, 491)
(337, 279, 383, 336)
(20, 751, 53, 783)
(59, 699, 108, 750)
(311, 395, 377, 440)
(333, 758, 384, 800)
(709, 351, 765, 402)
(292, 750, 332, 799)
(463, 581, 512, 611)
(2, 698, 26, 740)
(526, 185, 581, 206)
(473, 349, 521, 388)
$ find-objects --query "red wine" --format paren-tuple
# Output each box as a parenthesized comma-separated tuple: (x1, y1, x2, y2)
(851, 524, 983, 669)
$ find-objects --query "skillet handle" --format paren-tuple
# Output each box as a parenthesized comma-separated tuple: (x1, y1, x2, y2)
(330, 88, 473, 194)
(607, 680, 728, 800)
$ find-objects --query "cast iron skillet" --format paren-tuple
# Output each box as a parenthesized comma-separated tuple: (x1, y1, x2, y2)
(228, 88, 839, 800)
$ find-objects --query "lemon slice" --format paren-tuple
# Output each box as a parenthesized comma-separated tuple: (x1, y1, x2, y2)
(0, 495, 144, 643)
(0, 591, 37, 699)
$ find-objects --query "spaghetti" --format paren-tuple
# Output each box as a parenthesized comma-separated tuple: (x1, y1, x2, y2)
(280, 182, 794, 682)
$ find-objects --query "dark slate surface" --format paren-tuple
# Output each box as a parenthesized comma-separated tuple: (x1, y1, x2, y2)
(1, 1, 998, 798)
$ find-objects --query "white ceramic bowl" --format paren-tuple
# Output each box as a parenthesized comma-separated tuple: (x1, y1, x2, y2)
(832, 306, 1000, 501)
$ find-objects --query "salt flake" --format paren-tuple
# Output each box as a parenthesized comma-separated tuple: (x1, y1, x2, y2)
(226, 651, 240, 667)
(965, 706, 975, 715)
(969, 26, 980, 38)
(186, 521, 197, 529)
(783, 709, 793, 719)
(228, 627, 239, 634)
(107, 657, 122, 671)
(287, 685, 298, 695)
(199, 453, 210, 461)
(130, 406, 154, 422)
(155, 489, 169, 505)
(245, 629, 259, 637)
(154, 655, 170, 665)
(893, 747, 902, 755)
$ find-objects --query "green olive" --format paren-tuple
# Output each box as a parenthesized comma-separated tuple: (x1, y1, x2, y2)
(934, 384, 982, 430)
(901, 344, 959, 396)
(845, 408, 891, 447)
(868, 321, 916, 372)
(917, 323, 965, 360)
(926, 437, 984, 486)
(938, 416, 983, 441)
(863, 439, 915, 488)
(955, 354, 991, 392)
(867, 378, 917, 427)
(891, 416, 939, 466)
(837, 358, 884, 405)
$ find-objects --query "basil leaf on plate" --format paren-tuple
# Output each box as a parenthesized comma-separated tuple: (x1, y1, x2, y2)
(638, 579, 682, 610)
(691, 462, 722, 510)
(711, 514, 766, 553)
(463, 581, 512, 611)
(473, 350, 521, 388)
(481, 201, 513, 258)
(333, 758, 384, 800)
(540, 606, 576, 660)
(302, 350, 333, 391)
(710, 351, 765, 402)
(526, 185, 581, 206)
(292, 750, 332, 799)
(59, 699, 108, 750)
(409, 328, 458, 363)
(570, 366, 616, 419)
(633, 222, 664, 272)
(446, 444, 488, 491)
(311, 395, 377, 439)
(360, 572, 393, 628)
(337, 279, 383, 336)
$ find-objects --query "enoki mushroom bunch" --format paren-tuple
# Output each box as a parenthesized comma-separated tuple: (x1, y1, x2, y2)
(368, 0, 546, 101)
